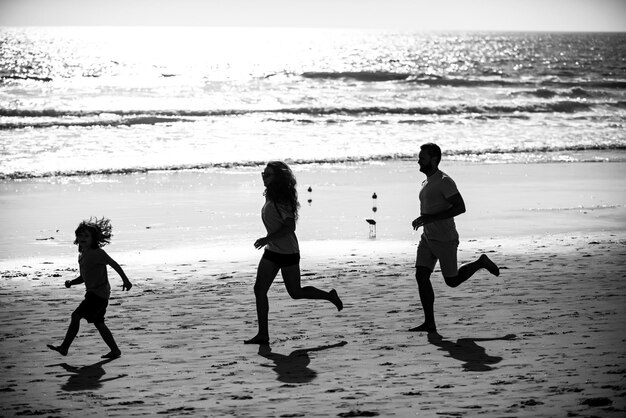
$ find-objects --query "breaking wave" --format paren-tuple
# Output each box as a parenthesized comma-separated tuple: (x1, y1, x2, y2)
(1, 100, 620, 130)
(3, 144, 625, 180)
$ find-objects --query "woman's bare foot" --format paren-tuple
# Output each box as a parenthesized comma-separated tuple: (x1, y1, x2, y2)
(101, 350, 121, 359)
(479, 254, 500, 276)
(244, 335, 270, 345)
(409, 323, 437, 333)
(330, 289, 343, 311)
(47, 344, 68, 356)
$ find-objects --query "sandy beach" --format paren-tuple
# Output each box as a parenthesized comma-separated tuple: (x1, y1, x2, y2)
(1, 161, 625, 417)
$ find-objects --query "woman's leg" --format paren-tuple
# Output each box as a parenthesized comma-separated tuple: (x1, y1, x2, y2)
(245, 257, 280, 344)
(281, 264, 343, 311)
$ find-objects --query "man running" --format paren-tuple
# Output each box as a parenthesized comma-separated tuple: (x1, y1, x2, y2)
(411, 143, 500, 332)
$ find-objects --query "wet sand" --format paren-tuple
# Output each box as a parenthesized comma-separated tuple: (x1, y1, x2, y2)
(1, 161, 625, 416)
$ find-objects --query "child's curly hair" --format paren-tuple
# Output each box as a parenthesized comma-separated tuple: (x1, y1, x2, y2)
(74, 217, 113, 249)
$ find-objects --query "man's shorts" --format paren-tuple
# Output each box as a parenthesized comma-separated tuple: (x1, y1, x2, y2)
(415, 234, 459, 277)
(73, 292, 109, 323)
(262, 250, 301, 268)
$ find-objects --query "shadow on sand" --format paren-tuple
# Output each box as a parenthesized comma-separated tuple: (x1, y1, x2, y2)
(428, 332, 517, 372)
(258, 341, 348, 384)
(48, 358, 127, 391)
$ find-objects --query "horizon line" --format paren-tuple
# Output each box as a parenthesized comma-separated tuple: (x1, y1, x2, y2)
(1, 24, 625, 34)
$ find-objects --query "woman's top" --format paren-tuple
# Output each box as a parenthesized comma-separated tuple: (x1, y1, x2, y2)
(262, 199, 299, 254)
(78, 248, 111, 299)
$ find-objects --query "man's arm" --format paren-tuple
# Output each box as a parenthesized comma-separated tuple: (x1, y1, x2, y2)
(412, 192, 466, 230)
(65, 276, 84, 288)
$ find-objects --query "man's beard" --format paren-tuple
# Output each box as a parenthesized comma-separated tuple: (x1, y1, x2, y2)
(419, 162, 433, 173)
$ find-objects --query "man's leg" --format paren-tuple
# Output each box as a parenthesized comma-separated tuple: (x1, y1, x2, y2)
(410, 266, 437, 332)
(444, 254, 500, 288)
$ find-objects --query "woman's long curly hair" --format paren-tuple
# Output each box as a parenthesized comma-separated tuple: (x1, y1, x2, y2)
(74, 217, 113, 249)
(264, 161, 300, 221)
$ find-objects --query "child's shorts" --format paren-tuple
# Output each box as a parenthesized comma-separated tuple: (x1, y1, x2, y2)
(73, 292, 109, 323)
(415, 234, 459, 278)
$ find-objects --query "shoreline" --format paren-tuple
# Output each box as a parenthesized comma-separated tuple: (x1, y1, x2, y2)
(1, 160, 625, 263)
(1, 159, 625, 416)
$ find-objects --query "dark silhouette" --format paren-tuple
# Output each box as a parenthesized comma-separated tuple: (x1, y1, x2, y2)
(411, 143, 500, 332)
(48, 359, 127, 391)
(428, 332, 516, 372)
(258, 341, 348, 383)
(245, 162, 343, 345)
(47, 217, 132, 358)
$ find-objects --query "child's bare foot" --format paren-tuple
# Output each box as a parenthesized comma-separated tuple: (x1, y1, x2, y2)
(101, 350, 121, 359)
(479, 254, 500, 277)
(330, 289, 343, 311)
(244, 335, 270, 345)
(408, 323, 437, 333)
(47, 344, 68, 356)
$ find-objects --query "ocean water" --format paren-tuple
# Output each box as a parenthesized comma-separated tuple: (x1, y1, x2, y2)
(1, 27, 625, 179)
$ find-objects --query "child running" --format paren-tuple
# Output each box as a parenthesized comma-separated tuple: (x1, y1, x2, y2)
(47, 217, 132, 359)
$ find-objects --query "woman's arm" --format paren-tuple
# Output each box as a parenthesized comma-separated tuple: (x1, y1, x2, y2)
(254, 217, 296, 249)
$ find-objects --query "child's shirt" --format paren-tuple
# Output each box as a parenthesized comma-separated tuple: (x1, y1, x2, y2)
(78, 248, 111, 300)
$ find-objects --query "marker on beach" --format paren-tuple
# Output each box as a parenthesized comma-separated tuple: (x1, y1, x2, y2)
(367, 192, 378, 238)
(366, 218, 377, 238)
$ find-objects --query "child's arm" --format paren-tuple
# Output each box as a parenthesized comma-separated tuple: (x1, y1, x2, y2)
(65, 277, 84, 288)
(105, 254, 132, 291)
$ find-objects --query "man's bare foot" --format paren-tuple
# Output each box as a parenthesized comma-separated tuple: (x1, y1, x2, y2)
(101, 350, 121, 359)
(409, 323, 437, 333)
(47, 344, 68, 356)
(330, 289, 343, 311)
(244, 335, 270, 345)
(479, 254, 500, 277)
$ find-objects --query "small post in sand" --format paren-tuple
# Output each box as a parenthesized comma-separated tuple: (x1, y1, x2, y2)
(367, 192, 378, 238)
(366, 218, 377, 238)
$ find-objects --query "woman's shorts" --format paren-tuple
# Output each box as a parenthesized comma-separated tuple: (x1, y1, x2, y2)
(415, 234, 459, 278)
(262, 250, 300, 268)
(73, 292, 109, 323)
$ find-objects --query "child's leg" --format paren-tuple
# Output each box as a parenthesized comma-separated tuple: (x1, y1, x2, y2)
(62, 314, 81, 348)
(94, 321, 121, 358)
(47, 312, 81, 355)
